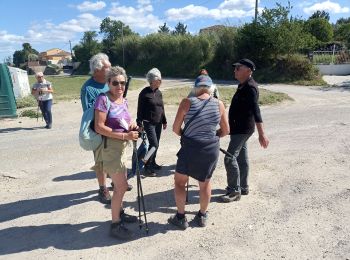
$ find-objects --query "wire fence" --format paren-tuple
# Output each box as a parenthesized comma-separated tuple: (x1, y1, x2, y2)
(310, 50, 350, 65)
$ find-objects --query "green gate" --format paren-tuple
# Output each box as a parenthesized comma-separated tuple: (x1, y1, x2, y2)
(0, 64, 17, 118)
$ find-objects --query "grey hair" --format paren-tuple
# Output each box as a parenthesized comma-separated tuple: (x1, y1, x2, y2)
(192, 85, 214, 96)
(89, 53, 109, 74)
(105, 66, 127, 83)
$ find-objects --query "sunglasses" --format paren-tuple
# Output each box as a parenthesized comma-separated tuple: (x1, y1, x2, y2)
(111, 80, 126, 87)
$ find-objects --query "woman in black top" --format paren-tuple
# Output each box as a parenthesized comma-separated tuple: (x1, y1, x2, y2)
(137, 68, 167, 176)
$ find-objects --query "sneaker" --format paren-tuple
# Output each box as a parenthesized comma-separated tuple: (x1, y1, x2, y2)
(152, 163, 162, 170)
(194, 212, 208, 227)
(168, 214, 189, 230)
(110, 182, 133, 191)
(220, 191, 241, 203)
(98, 188, 111, 204)
(120, 210, 138, 223)
(110, 221, 133, 240)
(143, 168, 157, 177)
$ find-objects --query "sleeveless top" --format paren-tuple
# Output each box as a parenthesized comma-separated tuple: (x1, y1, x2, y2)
(183, 97, 220, 140)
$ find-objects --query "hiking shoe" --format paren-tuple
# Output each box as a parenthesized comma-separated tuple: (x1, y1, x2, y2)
(220, 191, 241, 203)
(152, 163, 162, 170)
(120, 210, 138, 223)
(110, 182, 133, 191)
(194, 212, 208, 227)
(110, 221, 133, 240)
(98, 188, 111, 204)
(143, 168, 157, 177)
(241, 188, 249, 195)
(168, 214, 189, 230)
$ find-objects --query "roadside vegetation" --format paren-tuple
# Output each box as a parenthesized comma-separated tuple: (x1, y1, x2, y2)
(162, 86, 292, 106)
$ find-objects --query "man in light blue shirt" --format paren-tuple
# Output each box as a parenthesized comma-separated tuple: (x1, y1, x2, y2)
(80, 53, 111, 204)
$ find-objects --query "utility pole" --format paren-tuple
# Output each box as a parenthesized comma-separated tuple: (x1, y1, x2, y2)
(121, 24, 125, 67)
(255, 0, 258, 23)
(69, 40, 73, 58)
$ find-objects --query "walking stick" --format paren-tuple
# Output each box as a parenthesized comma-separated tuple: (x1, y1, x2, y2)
(133, 140, 149, 234)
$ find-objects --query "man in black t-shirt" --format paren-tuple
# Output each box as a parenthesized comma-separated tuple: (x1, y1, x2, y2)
(220, 59, 269, 203)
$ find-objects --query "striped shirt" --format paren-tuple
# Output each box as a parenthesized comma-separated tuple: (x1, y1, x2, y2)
(183, 97, 220, 140)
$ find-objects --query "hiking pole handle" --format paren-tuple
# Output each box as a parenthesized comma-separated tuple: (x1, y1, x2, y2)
(220, 148, 233, 158)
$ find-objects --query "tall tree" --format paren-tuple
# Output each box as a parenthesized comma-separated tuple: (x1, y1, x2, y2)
(158, 23, 170, 34)
(73, 31, 102, 73)
(172, 22, 188, 35)
(305, 18, 333, 42)
(12, 43, 39, 67)
(309, 10, 330, 21)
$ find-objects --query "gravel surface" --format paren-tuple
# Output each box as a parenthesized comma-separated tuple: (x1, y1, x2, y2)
(0, 80, 349, 259)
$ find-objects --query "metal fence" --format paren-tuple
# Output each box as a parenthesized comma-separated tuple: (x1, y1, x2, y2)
(310, 49, 350, 65)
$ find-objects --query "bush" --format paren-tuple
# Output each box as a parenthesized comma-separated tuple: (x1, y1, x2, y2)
(20, 109, 40, 118)
(16, 95, 37, 108)
(254, 54, 321, 83)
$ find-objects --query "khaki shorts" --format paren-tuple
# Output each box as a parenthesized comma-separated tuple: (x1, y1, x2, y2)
(91, 144, 104, 173)
(99, 137, 129, 175)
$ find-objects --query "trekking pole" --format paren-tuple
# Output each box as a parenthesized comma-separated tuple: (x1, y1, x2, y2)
(133, 140, 149, 234)
(36, 101, 40, 122)
(219, 148, 234, 158)
(186, 179, 189, 203)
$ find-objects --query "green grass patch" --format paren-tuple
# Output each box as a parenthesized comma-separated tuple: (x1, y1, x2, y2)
(27, 75, 144, 103)
(20, 109, 41, 118)
(162, 86, 293, 106)
(16, 95, 37, 108)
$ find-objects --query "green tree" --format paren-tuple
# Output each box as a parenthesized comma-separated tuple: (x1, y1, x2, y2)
(309, 10, 330, 21)
(73, 31, 102, 73)
(334, 23, 350, 48)
(158, 23, 170, 34)
(12, 43, 39, 67)
(172, 22, 188, 35)
(305, 18, 333, 42)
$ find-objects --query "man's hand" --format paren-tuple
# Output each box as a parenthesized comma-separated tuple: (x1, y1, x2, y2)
(163, 123, 167, 130)
(259, 134, 269, 149)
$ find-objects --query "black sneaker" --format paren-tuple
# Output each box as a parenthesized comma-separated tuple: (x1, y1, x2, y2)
(120, 210, 138, 223)
(220, 191, 241, 203)
(241, 188, 249, 195)
(168, 214, 189, 230)
(98, 188, 111, 204)
(152, 163, 162, 170)
(143, 168, 157, 177)
(110, 221, 133, 240)
(194, 212, 208, 227)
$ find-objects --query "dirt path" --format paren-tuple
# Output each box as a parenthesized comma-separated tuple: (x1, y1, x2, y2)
(0, 81, 349, 259)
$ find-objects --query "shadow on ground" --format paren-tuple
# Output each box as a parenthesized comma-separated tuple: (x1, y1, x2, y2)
(0, 220, 171, 255)
(0, 126, 44, 133)
(53, 171, 96, 182)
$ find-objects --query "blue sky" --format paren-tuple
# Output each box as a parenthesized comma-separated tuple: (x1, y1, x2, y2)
(0, 0, 349, 62)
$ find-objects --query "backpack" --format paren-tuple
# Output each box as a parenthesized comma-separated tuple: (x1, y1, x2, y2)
(79, 93, 111, 151)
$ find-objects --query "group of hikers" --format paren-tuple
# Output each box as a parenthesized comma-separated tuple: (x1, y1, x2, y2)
(32, 53, 269, 240)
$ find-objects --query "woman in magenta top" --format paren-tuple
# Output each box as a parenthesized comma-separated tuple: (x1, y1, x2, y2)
(94, 66, 139, 240)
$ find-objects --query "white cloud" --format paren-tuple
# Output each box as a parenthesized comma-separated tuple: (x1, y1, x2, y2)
(165, 0, 257, 21)
(108, 2, 162, 31)
(303, 0, 349, 14)
(77, 1, 106, 12)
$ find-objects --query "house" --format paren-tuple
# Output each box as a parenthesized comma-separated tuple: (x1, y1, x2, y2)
(39, 48, 72, 65)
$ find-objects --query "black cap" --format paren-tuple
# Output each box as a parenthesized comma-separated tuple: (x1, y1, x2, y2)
(233, 58, 256, 71)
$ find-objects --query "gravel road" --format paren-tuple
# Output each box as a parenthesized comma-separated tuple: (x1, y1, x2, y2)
(0, 78, 349, 259)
